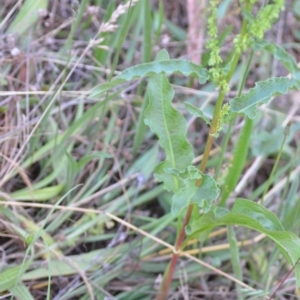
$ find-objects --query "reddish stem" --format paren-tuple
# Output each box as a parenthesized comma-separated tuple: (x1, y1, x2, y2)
(155, 127, 217, 299)
(155, 86, 228, 299)
(155, 204, 194, 300)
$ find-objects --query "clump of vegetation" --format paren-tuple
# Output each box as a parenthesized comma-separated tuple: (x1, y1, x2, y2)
(1, 0, 300, 299)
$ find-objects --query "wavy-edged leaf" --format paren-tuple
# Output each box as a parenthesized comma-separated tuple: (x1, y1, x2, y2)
(144, 52, 194, 192)
(230, 77, 300, 119)
(90, 59, 209, 97)
(187, 199, 300, 287)
(171, 166, 219, 216)
(184, 102, 211, 125)
(253, 40, 300, 79)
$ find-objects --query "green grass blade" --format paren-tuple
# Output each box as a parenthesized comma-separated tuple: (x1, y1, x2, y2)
(132, 91, 149, 154)
(132, 0, 153, 154)
(142, 0, 152, 64)
(282, 175, 300, 230)
(10, 283, 35, 300)
(163, 17, 186, 41)
(220, 118, 253, 206)
(10, 185, 64, 201)
(228, 225, 243, 297)
(0, 263, 29, 293)
(7, 0, 47, 35)
(61, 0, 88, 54)
(261, 127, 289, 204)
(154, 0, 164, 44)
(108, 0, 138, 81)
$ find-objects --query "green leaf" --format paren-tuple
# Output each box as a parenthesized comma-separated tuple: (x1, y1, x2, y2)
(156, 49, 169, 60)
(131, 2, 153, 154)
(16, 215, 63, 254)
(22, 249, 112, 280)
(251, 123, 300, 156)
(171, 166, 219, 216)
(187, 199, 300, 287)
(240, 289, 268, 298)
(0, 263, 29, 293)
(76, 152, 112, 171)
(228, 225, 242, 289)
(22, 259, 91, 279)
(7, 0, 48, 35)
(241, 8, 256, 22)
(252, 128, 284, 156)
(220, 118, 253, 205)
(90, 59, 209, 97)
(230, 77, 300, 119)
(184, 102, 211, 125)
(144, 54, 194, 192)
(253, 40, 300, 79)
(126, 145, 159, 180)
(294, 0, 300, 18)
(64, 150, 78, 182)
(163, 18, 186, 41)
(10, 284, 35, 300)
(282, 175, 300, 230)
(10, 185, 64, 201)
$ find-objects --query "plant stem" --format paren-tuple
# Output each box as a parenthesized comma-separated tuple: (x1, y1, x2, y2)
(155, 88, 228, 300)
(155, 48, 243, 300)
(215, 50, 254, 180)
(199, 90, 227, 171)
(155, 12, 248, 296)
(155, 204, 193, 300)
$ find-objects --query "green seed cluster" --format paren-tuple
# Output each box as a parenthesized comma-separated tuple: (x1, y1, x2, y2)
(206, 0, 229, 92)
(206, 0, 285, 134)
(234, 0, 285, 53)
(207, 0, 284, 91)
(217, 103, 231, 133)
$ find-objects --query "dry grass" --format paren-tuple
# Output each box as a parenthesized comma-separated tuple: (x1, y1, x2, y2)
(0, 1, 300, 299)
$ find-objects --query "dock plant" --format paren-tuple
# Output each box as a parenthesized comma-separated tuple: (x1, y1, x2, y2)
(91, 0, 300, 298)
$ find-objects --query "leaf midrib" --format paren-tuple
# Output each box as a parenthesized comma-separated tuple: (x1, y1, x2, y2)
(160, 74, 179, 191)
